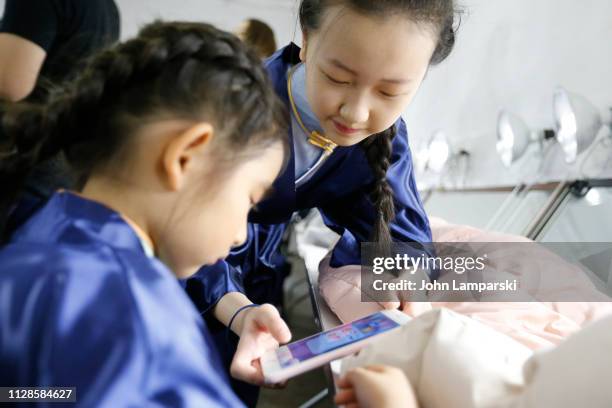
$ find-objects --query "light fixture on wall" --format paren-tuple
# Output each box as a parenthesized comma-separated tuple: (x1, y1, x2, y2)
(553, 87, 610, 164)
(496, 111, 555, 168)
(488, 111, 555, 232)
(490, 90, 610, 233)
(418, 130, 470, 200)
(426, 130, 471, 188)
(416, 130, 449, 198)
(426, 130, 451, 173)
(584, 188, 603, 207)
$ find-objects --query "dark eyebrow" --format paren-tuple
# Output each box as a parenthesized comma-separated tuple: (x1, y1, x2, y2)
(329, 58, 411, 84)
(380, 77, 412, 85)
(329, 58, 358, 76)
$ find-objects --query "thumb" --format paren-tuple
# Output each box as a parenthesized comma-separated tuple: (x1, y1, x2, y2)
(345, 366, 370, 384)
(257, 304, 292, 343)
(231, 345, 263, 384)
(378, 301, 400, 310)
(402, 301, 432, 317)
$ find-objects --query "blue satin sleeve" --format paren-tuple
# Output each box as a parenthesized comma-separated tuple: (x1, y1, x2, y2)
(186, 223, 288, 316)
(317, 119, 433, 268)
(0, 247, 245, 408)
(186, 259, 245, 317)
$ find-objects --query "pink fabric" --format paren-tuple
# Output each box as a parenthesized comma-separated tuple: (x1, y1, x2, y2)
(319, 220, 612, 350)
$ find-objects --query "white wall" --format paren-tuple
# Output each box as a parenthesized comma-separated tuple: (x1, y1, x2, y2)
(3, 0, 610, 187)
(116, 0, 301, 46)
(115, 0, 612, 187)
(405, 0, 612, 187)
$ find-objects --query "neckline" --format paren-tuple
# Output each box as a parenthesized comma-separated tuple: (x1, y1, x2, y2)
(63, 190, 156, 257)
(287, 64, 338, 155)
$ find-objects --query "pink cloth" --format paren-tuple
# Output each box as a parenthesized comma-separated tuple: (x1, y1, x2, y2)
(341, 309, 612, 408)
(319, 219, 612, 350)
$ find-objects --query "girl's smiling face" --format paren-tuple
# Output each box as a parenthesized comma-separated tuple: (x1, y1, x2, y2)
(300, 6, 437, 146)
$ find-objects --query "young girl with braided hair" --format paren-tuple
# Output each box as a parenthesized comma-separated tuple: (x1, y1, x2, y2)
(190, 0, 460, 404)
(0, 21, 290, 406)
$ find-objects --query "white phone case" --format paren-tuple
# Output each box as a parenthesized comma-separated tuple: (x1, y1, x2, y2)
(261, 309, 411, 384)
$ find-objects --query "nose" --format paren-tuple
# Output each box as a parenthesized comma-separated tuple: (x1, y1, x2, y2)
(339, 92, 369, 125)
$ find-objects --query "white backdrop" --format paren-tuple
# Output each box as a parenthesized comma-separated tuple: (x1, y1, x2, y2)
(2, 0, 611, 186)
(114, 0, 612, 186)
(404, 0, 612, 186)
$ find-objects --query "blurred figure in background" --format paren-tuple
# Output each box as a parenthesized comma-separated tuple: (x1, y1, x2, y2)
(235, 18, 277, 59)
(0, 0, 120, 234)
(0, 0, 120, 103)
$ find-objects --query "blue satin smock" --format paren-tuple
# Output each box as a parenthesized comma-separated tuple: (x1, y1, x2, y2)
(0, 192, 244, 407)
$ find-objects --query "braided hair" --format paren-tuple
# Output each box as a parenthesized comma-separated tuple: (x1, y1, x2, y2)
(361, 126, 396, 254)
(300, 0, 460, 252)
(0, 21, 287, 238)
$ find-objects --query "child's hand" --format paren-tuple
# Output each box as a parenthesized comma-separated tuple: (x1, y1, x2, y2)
(335, 365, 419, 408)
(230, 304, 292, 386)
(378, 300, 401, 310)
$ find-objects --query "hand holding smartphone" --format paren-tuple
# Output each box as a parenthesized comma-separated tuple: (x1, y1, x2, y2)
(260, 310, 410, 384)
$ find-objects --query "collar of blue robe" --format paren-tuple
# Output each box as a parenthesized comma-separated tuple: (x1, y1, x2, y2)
(250, 43, 363, 224)
(11, 191, 151, 257)
(287, 63, 337, 155)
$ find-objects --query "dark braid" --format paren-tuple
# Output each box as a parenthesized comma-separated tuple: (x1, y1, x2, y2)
(0, 21, 287, 239)
(361, 126, 396, 253)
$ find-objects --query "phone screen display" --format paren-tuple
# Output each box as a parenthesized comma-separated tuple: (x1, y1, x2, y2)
(276, 312, 399, 368)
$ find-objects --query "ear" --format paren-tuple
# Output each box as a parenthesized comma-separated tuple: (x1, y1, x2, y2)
(299, 32, 308, 62)
(162, 122, 214, 191)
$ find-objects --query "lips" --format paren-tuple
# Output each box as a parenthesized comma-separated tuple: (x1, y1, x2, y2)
(332, 119, 362, 135)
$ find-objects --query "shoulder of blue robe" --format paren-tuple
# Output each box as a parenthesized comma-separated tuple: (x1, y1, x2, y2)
(264, 42, 301, 105)
(0, 195, 244, 407)
(186, 222, 288, 318)
(317, 118, 433, 267)
(245, 43, 302, 224)
(254, 43, 361, 224)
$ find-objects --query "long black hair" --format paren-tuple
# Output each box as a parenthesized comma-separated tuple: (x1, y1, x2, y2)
(0, 21, 287, 238)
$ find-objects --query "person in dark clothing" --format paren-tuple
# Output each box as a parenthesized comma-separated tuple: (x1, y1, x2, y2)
(0, 0, 120, 102)
(0, 0, 120, 234)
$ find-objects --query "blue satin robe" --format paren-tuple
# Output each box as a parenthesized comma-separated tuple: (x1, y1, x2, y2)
(187, 43, 432, 315)
(0, 192, 244, 407)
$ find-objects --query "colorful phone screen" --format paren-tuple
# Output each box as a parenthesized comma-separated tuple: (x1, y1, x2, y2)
(277, 312, 399, 368)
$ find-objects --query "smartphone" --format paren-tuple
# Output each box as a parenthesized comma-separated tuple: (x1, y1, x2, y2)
(260, 310, 410, 384)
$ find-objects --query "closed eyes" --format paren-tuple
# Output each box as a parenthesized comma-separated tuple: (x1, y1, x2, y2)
(324, 72, 351, 85)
